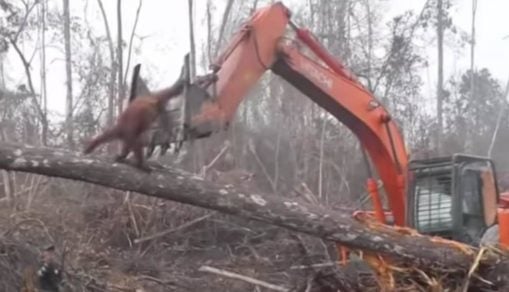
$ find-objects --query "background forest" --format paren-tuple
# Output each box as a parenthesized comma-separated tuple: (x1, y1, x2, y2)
(1, 0, 509, 291)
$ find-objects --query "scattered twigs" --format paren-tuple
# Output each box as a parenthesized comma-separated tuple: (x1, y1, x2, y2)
(124, 191, 140, 238)
(2, 217, 54, 243)
(200, 141, 230, 177)
(248, 140, 277, 192)
(1, 170, 14, 207)
(291, 183, 335, 265)
(462, 246, 493, 292)
(134, 212, 213, 244)
(290, 261, 342, 270)
(26, 174, 47, 210)
(461, 247, 490, 292)
(136, 274, 188, 289)
(198, 265, 290, 292)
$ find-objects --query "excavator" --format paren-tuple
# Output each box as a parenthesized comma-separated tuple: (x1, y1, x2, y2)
(130, 2, 509, 249)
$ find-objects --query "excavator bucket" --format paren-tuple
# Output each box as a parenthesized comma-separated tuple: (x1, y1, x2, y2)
(128, 54, 216, 159)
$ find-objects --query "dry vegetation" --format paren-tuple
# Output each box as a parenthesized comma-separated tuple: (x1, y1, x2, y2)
(2, 166, 505, 292)
(0, 172, 371, 292)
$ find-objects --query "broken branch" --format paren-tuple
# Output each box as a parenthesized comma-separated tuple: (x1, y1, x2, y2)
(134, 212, 213, 244)
(198, 265, 289, 292)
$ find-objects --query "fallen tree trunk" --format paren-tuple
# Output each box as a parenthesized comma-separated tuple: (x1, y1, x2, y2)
(0, 143, 508, 289)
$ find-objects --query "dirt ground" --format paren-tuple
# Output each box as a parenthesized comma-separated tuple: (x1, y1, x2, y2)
(0, 175, 356, 292)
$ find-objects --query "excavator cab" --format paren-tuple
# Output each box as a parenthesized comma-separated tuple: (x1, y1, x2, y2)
(406, 154, 499, 246)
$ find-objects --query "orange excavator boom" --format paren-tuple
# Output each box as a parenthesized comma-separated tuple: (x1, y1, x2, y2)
(152, 2, 410, 226)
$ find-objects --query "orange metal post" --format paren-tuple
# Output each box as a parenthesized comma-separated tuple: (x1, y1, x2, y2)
(335, 244, 349, 266)
(367, 178, 386, 224)
(498, 207, 509, 248)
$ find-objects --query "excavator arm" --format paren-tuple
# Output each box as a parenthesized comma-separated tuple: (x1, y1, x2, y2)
(143, 2, 409, 226)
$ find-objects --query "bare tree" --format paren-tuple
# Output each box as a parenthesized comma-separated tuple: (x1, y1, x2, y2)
(117, 0, 124, 114)
(487, 73, 509, 157)
(215, 0, 235, 55)
(0, 129, 14, 207)
(122, 0, 143, 89)
(0, 58, 4, 88)
(63, 0, 74, 149)
(364, 0, 373, 91)
(436, 0, 444, 153)
(206, 0, 213, 63)
(187, 0, 203, 172)
(470, 0, 477, 93)
(96, 0, 116, 129)
(188, 0, 196, 78)
(273, 130, 281, 193)
(465, 0, 478, 152)
(39, 0, 48, 136)
(318, 118, 326, 201)
(7, 1, 48, 145)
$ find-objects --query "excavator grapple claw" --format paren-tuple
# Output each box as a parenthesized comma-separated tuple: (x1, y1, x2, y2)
(128, 55, 218, 159)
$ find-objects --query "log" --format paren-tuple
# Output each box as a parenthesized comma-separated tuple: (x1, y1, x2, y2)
(0, 143, 508, 289)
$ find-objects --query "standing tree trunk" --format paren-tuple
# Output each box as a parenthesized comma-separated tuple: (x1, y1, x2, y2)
(117, 0, 124, 114)
(470, 0, 477, 87)
(188, 0, 196, 79)
(40, 0, 48, 142)
(215, 0, 235, 55)
(318, 118, 326, 201)
(8, 40, 48, 146)
(436, 0, 444, 154)
(0, 54, 5, 88)
(364, 0, 373, 91)
(0, 128, 14, 208)
(7, 2, 48, 145)
(273, 129, 281, 193)
(206, 0, 213, 63)
(1, 170, 14, 206)
(63, 0, 74, 149)
(487, 74, 509, 157)
(187, 0, 202, 173)
(96, 0, 117, 131)
(466, 0, 477, 153)
(122, 0, 143, 89)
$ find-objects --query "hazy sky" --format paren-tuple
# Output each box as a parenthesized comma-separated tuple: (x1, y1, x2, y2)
(3, 0, 509, 121)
